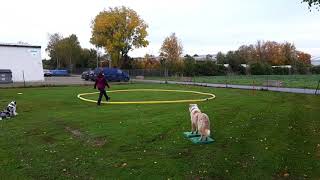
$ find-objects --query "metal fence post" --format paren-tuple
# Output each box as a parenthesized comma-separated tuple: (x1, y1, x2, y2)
(22, 70, 26, 88)
(253, 79, 256, 95)
(225, 74, 228, 88)
(266, 75, 269, 90)
(315, 80, 320, 95)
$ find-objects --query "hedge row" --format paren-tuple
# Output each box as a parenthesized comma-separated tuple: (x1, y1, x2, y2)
(179, 61, 320, 76)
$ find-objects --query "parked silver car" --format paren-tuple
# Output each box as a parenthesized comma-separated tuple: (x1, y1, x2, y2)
(43, 69, 52, 77)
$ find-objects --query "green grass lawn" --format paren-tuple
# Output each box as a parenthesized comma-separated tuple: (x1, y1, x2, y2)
(145, 74, 320, 89)
(0, 83, 320, 179)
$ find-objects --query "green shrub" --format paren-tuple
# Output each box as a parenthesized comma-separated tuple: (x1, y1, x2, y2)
(272, 67, 290, 75)
(183, 56, 196, 76)
(292, 61, 310, 74)
(216, 64, 228, 75)
(311, 66, 320, 74)
(192, 61, 227, 76)
(250, 62, 272, 75)
(238, 65, 247, 75)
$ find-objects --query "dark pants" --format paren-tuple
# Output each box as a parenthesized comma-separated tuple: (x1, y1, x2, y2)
(97, 89, 109, 105)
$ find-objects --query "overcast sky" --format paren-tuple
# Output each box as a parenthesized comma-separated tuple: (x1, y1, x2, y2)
(0, 0, 319, 59)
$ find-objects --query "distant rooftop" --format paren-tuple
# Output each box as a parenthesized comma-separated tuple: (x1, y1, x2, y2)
(311, 56, 320, 66)
(0, 43, 41, 49)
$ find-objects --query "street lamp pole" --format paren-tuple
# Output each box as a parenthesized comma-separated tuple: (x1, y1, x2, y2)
(159, 54, 167, 83)
(96, 47, 99, 68)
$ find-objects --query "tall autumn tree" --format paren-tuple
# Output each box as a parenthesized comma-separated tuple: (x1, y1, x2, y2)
(234, 41, 300, 66)
(58, 34, 82, 72)
(160, 33, 184, 74)
(281, 42, 297, 65)
(46, 34, 81, 71)
(91, 6, 149, 68)
(302, 0, 320, 8)
(237, 45, 257, 64)
(261, 41, 285, 65)
(297, 51, 312, 64)
(77, 48, 98, 69)
(216, 52, 227, 64)
(46, 33, 63, 68)
(160, 33, 183, 62)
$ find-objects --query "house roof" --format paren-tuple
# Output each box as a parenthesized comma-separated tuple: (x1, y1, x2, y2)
(0, 43, 41, 49)
(193, 54, 217, 61)
(0, 69, 12, 73)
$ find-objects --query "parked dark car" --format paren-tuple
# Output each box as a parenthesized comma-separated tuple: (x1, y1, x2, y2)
(43, 69, 53, 77)
(81, 70, 95, 81)
(86, 68, 129, 82)
(103, 68, 129, 82)
(51, 69, 70, 76)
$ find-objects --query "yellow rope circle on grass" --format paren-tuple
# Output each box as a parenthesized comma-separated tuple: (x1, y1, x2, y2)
(77, 89, 215, 105)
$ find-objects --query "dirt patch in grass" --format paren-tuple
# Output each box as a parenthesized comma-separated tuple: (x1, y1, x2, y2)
(145, 130, 172, 143)
(146, 133, 166, 143)
(185, 175, 226, 180)
(26, 128, 42, 136)
(65, 126, 107, 148)
(90, 137, 107, 147)
(273, 168, 291, 179)
(169, 148, 194, 159)
(65, 127, 83, 138)
(42, 135, 56, 144)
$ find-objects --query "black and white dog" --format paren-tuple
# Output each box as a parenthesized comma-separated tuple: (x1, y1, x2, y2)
(0, 101, 18, 120)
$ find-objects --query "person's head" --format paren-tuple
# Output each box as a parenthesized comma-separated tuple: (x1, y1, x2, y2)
(98, 72, 104, 78)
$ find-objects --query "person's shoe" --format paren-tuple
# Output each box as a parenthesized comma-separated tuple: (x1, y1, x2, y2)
(107, 97, 111, 101)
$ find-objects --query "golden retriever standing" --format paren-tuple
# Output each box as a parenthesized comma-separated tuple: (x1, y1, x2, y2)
(189, 104, 211, 141)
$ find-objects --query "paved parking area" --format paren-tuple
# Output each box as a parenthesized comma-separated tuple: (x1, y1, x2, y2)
(0, 75, 94, 88)
(45, 75, 94, 85)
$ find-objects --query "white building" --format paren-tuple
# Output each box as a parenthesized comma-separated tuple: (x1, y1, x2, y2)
(271, 65, 292, 68)
(0, 43, 44, 82)
(192, 54, 217, 62)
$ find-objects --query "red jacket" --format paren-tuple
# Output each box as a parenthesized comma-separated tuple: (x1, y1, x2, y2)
(94, 75, 110, 90)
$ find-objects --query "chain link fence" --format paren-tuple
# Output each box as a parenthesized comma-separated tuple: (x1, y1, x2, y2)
(124, 69, 320, 91)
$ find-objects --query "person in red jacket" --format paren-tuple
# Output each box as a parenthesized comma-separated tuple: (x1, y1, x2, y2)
(94, 72, 110, 105)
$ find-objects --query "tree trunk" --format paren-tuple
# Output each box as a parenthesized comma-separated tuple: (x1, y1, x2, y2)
(69, 57, 72, 73)
(57, 58, 59, 69)
(109, 60, 112, 68)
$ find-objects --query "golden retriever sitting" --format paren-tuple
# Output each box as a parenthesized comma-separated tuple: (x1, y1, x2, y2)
(189, 104, 211, 141)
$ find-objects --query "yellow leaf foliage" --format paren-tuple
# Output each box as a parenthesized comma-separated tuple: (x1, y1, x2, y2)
(91, 6, 149, 67)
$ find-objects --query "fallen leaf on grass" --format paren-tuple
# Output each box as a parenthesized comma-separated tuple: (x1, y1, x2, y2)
(121, 163, 127, 167)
